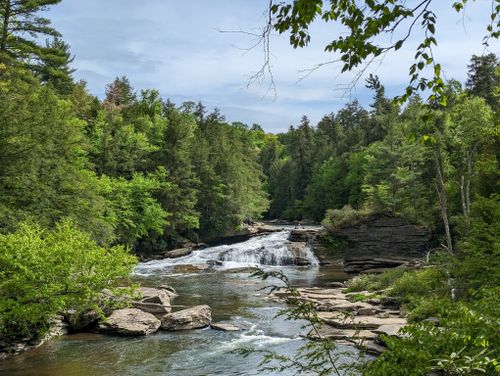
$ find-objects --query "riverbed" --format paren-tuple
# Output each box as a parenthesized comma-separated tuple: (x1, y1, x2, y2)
(0, 231, 357, 376)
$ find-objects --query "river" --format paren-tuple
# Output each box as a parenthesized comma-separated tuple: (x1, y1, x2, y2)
(0, 230, 357, 376)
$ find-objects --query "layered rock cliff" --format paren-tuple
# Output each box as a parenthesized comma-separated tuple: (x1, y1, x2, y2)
(328, 213, 431, 273)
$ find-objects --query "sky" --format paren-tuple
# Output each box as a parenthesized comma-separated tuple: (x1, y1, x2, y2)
(46, 0, 497, 133)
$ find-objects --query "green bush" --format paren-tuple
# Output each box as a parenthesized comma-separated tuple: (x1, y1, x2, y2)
(365, 287, 500, 376)
(345, 268, 406, 292)
(322, 205, 373, 229)
(0, 220, 137, 340)
(389, 268, 447, 302)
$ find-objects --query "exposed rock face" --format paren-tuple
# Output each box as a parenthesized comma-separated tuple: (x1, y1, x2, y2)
(328, 213, 430, 273)
(161, 305, 212, 330)
(98, 308, 161, 336)
(289, 228, 322, 243)
(132, 287, 173, 315)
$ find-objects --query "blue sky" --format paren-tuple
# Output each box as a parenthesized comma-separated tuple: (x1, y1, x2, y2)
(46, 0, 497, 133)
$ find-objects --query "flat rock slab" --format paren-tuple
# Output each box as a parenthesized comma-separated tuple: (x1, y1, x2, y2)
(319, 313, 407, 330)
(373, 324, 406, 338)
(211, 322, 241, 332)
(312, 327, 378, 341)
(161, 305, 212, 330)
(99, 308, 161, 336)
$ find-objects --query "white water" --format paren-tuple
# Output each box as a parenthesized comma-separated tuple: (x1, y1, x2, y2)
(134, 231, 319, 276)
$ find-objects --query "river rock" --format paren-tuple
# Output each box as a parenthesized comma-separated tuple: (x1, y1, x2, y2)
(373, 323, 406, 338)
(325, 282, 346, 288)
(211, 322, 241, 331)
(319, 312, 407, 330)
(159, 284, 178, 297)
(161, 305, 212, 330)
(133, 287, 172, 315)
(98, 308, 160, 336)
(165, 247, 193, 259)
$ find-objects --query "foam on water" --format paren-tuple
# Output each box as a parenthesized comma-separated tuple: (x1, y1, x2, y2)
(134, 231, 319, 276)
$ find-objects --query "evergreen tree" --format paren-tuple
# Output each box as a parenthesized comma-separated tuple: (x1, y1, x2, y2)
(0, 0, 62, 69)
(466, 54, 499, 108)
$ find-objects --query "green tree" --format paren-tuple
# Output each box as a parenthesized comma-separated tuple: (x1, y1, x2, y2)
(447, 96, 496, 231)
(0, 75, 113, 242)
(0, 220, 137, 340)
(36, 37, 75, 95)
(0, 0, 62, 69)
(466, 53, 499, 109)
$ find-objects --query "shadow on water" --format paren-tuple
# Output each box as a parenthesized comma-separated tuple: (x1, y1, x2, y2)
(0, 231, 354, 376)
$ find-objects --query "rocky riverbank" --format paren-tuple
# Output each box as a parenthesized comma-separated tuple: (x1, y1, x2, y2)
(0, 284, 247, 359)
(268, 285, 407, 355)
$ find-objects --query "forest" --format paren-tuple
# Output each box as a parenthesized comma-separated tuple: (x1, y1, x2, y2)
(0, 0, 499, 375)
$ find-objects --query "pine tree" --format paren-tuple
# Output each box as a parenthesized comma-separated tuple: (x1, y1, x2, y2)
(0, 0, 62, 69)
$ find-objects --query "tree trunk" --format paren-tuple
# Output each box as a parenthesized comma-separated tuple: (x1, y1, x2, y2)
(433, 149, 453, 254)
(0, 1, 11, 52)
(464, 147, 473, 230)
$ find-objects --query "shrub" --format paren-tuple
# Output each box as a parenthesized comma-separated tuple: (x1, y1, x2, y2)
(389, 267, 448, 304)
(0, 220, 137, 340)
(322, 205, 372, 229)
(365, 287, 500, 376)
(345, 268, 406, 292)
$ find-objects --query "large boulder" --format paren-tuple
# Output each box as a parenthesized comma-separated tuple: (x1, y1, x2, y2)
(133, 287, 173, 315)
(161, 305, 212, 330)
(98, 308, 160, 336)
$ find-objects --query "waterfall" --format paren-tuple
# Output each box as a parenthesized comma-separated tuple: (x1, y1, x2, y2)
(134, 231, 319, 275)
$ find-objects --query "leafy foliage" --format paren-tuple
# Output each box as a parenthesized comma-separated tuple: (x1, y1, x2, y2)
(0, 220, 137, 340)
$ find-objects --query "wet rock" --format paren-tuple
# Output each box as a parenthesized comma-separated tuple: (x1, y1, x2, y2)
(98, 308, 160, 336)
(133, 287, 172, 315)
(325, 282, 346, 288)
(211, 322, 241, 331)
(207, 259, 224, 266)
(161, 305, 212, 331)
(295, 257, 312, 266)
(159, 284, 178, 296)
(165, 247, 193, 259)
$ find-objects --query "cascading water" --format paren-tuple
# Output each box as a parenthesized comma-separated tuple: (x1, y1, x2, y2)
(134, 231, 319, 276)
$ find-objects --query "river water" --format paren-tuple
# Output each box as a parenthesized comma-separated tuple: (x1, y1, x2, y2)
(0, 231, 356, 376)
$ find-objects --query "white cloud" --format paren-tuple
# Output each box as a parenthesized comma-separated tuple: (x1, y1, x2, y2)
(48, 0, 497, 132)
